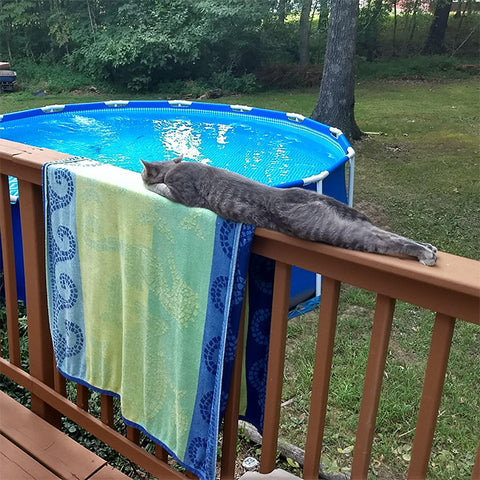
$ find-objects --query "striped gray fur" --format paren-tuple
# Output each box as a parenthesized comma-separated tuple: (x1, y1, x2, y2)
(141, 157, 437, 266)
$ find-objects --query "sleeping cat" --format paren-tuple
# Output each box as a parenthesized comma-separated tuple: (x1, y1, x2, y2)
(141, 157, 437, 266)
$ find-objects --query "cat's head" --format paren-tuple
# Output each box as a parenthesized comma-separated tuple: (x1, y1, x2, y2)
(140, 156, 182, 185)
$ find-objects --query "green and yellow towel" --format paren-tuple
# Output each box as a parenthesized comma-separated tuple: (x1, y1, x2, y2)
(44, 159, 257, 479)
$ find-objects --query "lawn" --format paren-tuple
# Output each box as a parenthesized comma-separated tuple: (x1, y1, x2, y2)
(1, 77, 479, 479)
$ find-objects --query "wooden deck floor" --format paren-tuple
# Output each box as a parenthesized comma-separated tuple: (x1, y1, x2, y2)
(0, 391, 130, 480)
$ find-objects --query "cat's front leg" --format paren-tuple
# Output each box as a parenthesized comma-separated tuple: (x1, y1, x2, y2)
(146, 182, 176, 201)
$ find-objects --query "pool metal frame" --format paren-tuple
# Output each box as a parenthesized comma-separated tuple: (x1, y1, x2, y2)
(2, 100, 355, 306)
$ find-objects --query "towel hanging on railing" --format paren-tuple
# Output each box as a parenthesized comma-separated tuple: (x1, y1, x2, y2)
(43, 158, 273, 480)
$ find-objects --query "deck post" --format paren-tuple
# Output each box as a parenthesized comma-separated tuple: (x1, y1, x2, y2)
(18, 179, 61, 428)
(0, 174, 20, 365)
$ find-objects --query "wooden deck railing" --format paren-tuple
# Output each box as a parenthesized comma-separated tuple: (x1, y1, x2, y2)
(1, 138, 479, 480)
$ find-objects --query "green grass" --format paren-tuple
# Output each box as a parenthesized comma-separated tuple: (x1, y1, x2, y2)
(1, 77, 479, 479)
(353, 78, 480, 260)
(282, 292, 479, 479)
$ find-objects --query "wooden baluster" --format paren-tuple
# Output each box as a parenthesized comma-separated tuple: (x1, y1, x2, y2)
(18, 179, 61, 427)
(472, 439, 480, 480)
(54, 369, 67, 397)
(303, 277, 340, 480)
(220, 296, 247, 479)
(407, 313, 455, 479)
(0, 174, 20, 365)
(127, 425, 140, 445)
(351, 295, 396, 479)
(101, 394, 114, 427)
(77, 384, 89, 412)
(155, 444, 169, 462)
(260, 261, 292, 473)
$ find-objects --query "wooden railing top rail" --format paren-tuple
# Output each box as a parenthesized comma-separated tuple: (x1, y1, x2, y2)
(0, 138, 68, 184)
(252, 228, 480, 324)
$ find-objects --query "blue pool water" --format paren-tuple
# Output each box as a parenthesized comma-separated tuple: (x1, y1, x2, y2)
(1, 101, 350, 198)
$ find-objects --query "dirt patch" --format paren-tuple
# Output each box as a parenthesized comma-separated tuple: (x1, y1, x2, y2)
(384, 142, 411, 162)
(388, 337, 417, 366)
(354, 200, 391, 230)
(70, 86, 101, 95)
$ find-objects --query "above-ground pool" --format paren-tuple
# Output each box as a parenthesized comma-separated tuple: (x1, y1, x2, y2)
(1, 100, 355, 310)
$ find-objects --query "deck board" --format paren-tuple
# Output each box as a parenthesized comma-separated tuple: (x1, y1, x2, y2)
(89, 465, 136, 480)
(1, 434, 61, 479)
(0, 391, 130, 480)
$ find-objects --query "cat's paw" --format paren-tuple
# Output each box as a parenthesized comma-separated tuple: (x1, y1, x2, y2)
(423, 242, 438, 253)
(418, 247, 437, 266)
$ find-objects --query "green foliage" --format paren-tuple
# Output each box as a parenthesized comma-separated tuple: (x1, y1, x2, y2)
(209, 71, 258, 94)
(65, 0, 271, 91)
(355, 54, 479, 80)
(259, 17, 301, 64)
(357, 0, 391, 60)
(1, 0, 479, 93)
(12, 58, 100, 93)
(255, 63, 323, 89)
(69, 0, 202, 87)
(152, 72, 259, 98)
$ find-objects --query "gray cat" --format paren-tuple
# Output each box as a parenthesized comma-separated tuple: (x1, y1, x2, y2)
(141, 157, 437, 266)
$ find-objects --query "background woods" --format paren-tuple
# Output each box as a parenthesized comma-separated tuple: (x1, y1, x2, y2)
(0, 0, 478, 93)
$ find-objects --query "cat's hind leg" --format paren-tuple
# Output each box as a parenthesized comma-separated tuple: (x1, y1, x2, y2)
(367, 227, 437, 266)
(415, 244, 437, 266)
(417, 241, 438, 254)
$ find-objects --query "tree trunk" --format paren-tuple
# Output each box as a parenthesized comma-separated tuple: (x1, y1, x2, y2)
(317, 0, 329, 31)
(392, 0, 398, 55)
(298, 0, 313, 66)
(311, 0, 362, 141)
(422, 0, 453, 54)
(408, 0, 422, 43)
(277, 0, 287, 24)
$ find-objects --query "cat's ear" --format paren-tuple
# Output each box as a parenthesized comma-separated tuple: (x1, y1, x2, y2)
(173, 155, 183, 164)
(140, 159, 156, 178)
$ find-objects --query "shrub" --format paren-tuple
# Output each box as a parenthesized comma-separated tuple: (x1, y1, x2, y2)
(11, 58, 100, 93)
(355, 54, 480, 80)
(255, 63, 323, 89)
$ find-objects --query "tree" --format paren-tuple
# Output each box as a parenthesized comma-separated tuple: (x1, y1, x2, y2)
(357, 0, 390, 61)
(422, 0, 453, 54)
(311, 0, 362, 141)
(277, 0, 287, 24)
(298, 0, 313, 65)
